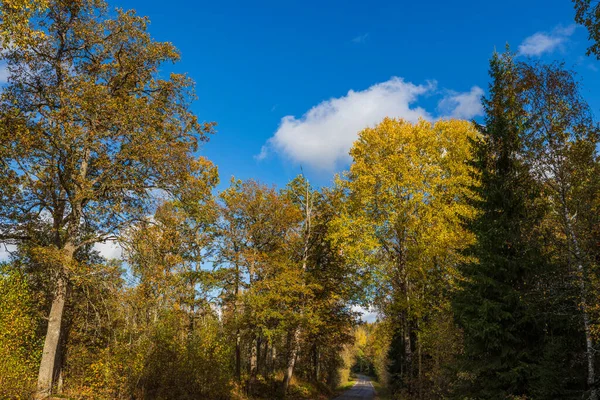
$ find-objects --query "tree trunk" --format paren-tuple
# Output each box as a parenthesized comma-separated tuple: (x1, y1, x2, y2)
(247, 337, 258, 393)
(234, 260, 242, 382)
(259, 338, 269, 375)
(312, 343, 320, 382)
(404, 315, 413, 392)
(271, 345, 277, 374)
(583, 302, 597, 400)
(564, 212, 597, 400)
(575, 256, 596, 400)
(35, 270, 68, 399)
(404, 278, 413, 393)
(282, 329, 300, 395)
(418, 332, 423, 400)
(282, 178, 311, 394)
(235, 330, 242, 381)
(250, 337, 258, 376)
(188, 289, 196, 334)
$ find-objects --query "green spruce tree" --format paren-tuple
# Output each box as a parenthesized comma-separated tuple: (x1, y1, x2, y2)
(453, 50, 546, 399)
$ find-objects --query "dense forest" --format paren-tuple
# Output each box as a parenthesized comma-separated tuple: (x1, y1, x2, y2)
(1, 0, 600, 399)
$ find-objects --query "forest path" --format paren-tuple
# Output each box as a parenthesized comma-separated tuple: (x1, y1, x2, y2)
(333, 374, 376, 400)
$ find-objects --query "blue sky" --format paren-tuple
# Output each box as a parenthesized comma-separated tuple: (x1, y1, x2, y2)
(104, 0, 600, 190)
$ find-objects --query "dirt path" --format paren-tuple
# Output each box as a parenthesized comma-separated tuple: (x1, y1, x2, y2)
(333, 374, 376, 400)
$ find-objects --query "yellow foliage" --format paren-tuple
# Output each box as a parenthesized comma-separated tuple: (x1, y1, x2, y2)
(333, 118, 480, 394)
(0, 0, 49, 46)
(339, 118, 480, 309)
(0, 267, 41, 399)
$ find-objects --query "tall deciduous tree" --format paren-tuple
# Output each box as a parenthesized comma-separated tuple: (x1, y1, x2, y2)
(216, 179, 301, 390)
(519, 61, 600, 400)
(280, 175, 315, 394)
(0, 0, 215, 396)
(338, 117, 479, 396)
(299, 184, 362, 385)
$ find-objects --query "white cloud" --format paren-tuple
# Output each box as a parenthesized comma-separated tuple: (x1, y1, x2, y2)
(352, 33, 369, 44)
(94, 240, 123, 260)
(258, 77, 484, 171)
(255, 145, 269, 162)
(438, 86, 484, 119)
(518, 25, 576, 57)
(258, 77, 435, 171)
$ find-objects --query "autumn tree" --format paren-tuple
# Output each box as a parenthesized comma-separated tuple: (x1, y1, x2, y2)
(107, 199, 231, 399)
(278, 175, 316, 393)
(519, 60, 600, 399)
(573, 0, 600, 59)
(0, 0, 215, 397)
(125, 199, 218, 330)
(0, 0, 48, 46)
(214, 177, 362, 397)
(301, 185, 363, 386)
(281, 176, 361, 392)
(338, 117, 479, 397)
(0, 264, 42, 398)
(216, 179, 303, 391)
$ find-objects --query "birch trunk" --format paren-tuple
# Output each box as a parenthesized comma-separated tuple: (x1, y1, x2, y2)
(562, 200, 596, 400)
(282, 177, 312, 395)
(568, 225, 596, 400)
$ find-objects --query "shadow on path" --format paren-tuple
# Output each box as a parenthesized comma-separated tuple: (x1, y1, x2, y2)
(333, 374, 376, 400)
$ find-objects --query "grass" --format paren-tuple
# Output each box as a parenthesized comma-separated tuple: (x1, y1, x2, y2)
(371, 379, 392, 400)
(336, 379, 356, 392)
(237, 374, 333, 400)
(286, 380, 331, 400)
(329, 375, 357, 399)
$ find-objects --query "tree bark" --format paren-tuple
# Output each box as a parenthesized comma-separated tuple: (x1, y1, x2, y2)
(282, 329, 300, 395)
(259, 340, 266, 375)
(281, 178, 311, 395)
(271, 344, 277, 374)
(573, 250, 596, 400)
(247, 337, 258, 393)
(35, 269, 69, 399)
(235, 330, 242, 381)
(234, 259, 242, 382)
(404, 276, 414, 393)
(250, 337, 258, 376)
(404, 317, 412, 388)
